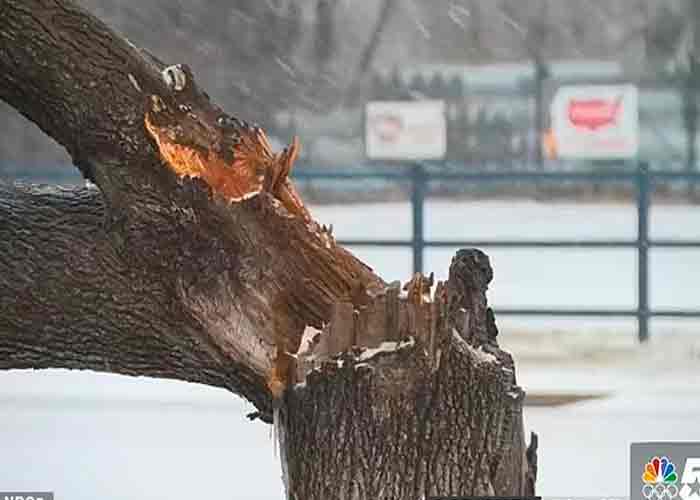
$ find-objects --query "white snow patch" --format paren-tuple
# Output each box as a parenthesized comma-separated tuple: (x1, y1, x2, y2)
(127, 73, 141, 92)
(358, 338, 415, 362)
(452, 329, 498, 364)
(471, 346, 498, 364)
(296, 326, 322, 357)
(229, 189, 261, 202)
(507, 390, 522, 399)
(273, 407, 290, 499)
(161, 64, 187, 91)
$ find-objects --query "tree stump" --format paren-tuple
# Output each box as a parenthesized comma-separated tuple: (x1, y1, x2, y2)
(277, 250, 537, 499)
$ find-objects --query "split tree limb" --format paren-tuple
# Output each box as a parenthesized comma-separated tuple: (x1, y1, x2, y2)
(0, 2, 537, 496)
(0, 0, 383, 416)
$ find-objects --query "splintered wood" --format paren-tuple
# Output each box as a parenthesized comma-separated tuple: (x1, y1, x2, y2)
(143, 90, 389, 402)
(292, 272, 449, 387)
(144, 96, 311, 221)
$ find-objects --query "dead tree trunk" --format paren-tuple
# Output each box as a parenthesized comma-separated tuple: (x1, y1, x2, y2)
(0, 0, 536, 497)
(280, 250, 536, 499)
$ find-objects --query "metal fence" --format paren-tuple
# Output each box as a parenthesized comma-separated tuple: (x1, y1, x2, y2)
(293, 162, 700, 342)
(4, 162, 699, 342)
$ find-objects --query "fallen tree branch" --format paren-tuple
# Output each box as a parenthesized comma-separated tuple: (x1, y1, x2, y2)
(0, 1, 537, 497)
(0, 0, 383, 414)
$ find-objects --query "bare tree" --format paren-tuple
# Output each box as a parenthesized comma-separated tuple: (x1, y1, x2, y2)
(680, 0, 700, 199)
(0, 0, 536, 498)
(498, 0, 552, 170)
(635, 1, 700, 198)
(344, 0, 399, 106)
(466, 1, 487, 58)
(315, 0, 336, 70)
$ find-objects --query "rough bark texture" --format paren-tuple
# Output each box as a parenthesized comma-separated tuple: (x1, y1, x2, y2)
(0, 0, 383, 419)
(276, 250, 536, 500)
(0, 183, 268, 411)
(0, 0, 537, 497)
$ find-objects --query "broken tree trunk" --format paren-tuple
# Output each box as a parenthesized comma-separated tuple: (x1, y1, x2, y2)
(279, 250, 536, 499)
(0, 0, 537, 497)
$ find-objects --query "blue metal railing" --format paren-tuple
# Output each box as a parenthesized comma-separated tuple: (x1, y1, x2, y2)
(4, 162, 700, 342)
(293, 162, 700, 342)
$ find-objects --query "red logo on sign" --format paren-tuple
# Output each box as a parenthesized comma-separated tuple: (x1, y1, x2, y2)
(373, 114, 404, 143)
(567, 96, 623, 130)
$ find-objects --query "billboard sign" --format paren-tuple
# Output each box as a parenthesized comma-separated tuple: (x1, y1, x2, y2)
(365, 100, 446, 160)
(550, 84, 638, 159)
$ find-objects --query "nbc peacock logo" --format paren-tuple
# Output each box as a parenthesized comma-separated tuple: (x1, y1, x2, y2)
(643, 456, 680, 499)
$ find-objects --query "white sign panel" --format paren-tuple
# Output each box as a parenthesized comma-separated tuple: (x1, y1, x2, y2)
(550, 84, 638, 159)
(365, 100, 446, 160)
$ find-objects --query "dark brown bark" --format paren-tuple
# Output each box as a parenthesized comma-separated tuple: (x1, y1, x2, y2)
(278, 250, 536, 499)
(0, 183, 271, 413)
(0, 0, 383, 418)
(0, 0, 161, 183)
(0, 0, 536, 497)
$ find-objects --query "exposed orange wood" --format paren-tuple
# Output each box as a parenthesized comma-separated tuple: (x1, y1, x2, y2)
(145, 108, 311, 220)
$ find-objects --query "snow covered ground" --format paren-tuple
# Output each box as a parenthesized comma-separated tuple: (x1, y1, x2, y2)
(0, 199, 698, 499)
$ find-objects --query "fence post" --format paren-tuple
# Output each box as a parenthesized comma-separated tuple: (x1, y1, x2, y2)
(637, 161, 650, 343)
(411, 163, 425, 274)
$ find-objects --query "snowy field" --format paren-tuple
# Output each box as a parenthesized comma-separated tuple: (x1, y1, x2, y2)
(1, 199, 698, 499)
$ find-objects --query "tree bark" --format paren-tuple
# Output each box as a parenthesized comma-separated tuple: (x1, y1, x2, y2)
(0, 0, 383, 418)
(0, 0, 537, 497)
(0, 183, 270, 412)
(279, 250, 536, 499)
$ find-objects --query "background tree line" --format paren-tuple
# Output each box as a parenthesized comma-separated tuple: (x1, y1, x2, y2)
(1, 0, 699, 174)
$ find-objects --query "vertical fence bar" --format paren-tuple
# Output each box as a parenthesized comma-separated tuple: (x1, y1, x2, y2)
(637, 162, 650, 342)
(411, 163, 425, 274)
